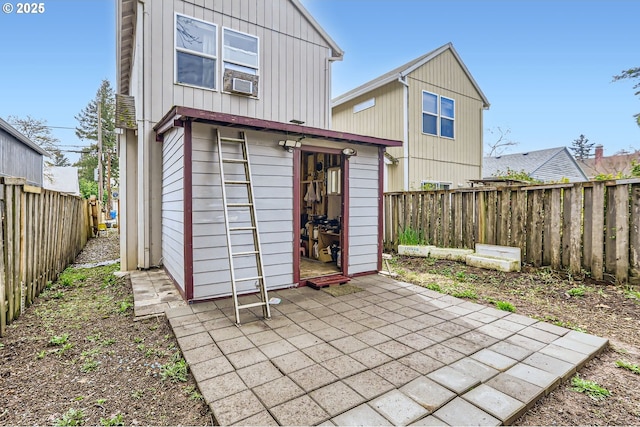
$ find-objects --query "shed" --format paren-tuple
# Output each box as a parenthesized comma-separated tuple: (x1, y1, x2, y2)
(0, 117, 47, 186)
(483, 147, 588, 183)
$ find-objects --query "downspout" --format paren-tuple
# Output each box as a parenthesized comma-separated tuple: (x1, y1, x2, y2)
(398, 75, 409, 191)
(138, 0, 151, 269)
(325, 52, 342, 129)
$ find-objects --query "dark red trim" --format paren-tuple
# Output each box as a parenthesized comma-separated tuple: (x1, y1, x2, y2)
(163, 266, 187, 301)
(183, 120, 194, 301)
(350, 270, 378, 278)
(292, 148, 301, 286)
(154, 106, 402, 147)
(377, 146, 384, 272)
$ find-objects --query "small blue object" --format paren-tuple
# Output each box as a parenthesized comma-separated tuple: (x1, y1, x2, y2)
(110, 210, 117, 219)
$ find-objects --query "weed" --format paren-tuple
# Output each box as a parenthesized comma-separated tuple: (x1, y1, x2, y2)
(424, 282, 441, 292)
(36, 350, 46, 359)
(495, 301, 516, 312)
(101, 338, 116, 346)
(615, 360, 640, 374)
(81, 359, 99, 373)
(96, 399, 107, 405)
(58, 268, 87, 288)
(148, 324, 159, 331)
(101, 275, 118, 289)
(49, 333, 70, 346)
(183, 385, 203, 401)
(570, 375, 611, 400)
(552, 320, 587, 333)
(160, 352, 188, 382)
(567, 286, 588, 297)
(131, 390, 144, 399)
(55, 408, 85, 426)
(397, 227, 426, 246)
(52, 291, 65, 299)
(81, 348, 100, 358)
(624, 288, 640, 302)
(133, 337, 144, 344)
(454, 271, 468, 282)
(57, 342, 74, 356)
(100, 413, 124, 426)
(136, 344, 146, 352)
(451, 288, 477, 299)
(117, 300, 133, 314)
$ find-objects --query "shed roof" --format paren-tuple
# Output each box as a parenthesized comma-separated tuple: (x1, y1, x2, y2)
(331, 42, 490, 108)
(483, 147, 588, 182)
(154, 106, 402, 148)
(0, 117, 48, 156)
(117, 0, 343, 96)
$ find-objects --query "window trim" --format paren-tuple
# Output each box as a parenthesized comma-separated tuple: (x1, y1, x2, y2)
(174, 13, 218, 91)
(222, 26, 260, 74)
(421, 90, 455, 139)
(354, 97, 375, 113)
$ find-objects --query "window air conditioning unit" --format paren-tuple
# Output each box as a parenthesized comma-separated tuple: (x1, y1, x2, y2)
(232, 78, 253, 95)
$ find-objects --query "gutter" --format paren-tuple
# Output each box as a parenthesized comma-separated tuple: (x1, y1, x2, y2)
(325, 52, 342, 129)
(398, 75, 410, 191)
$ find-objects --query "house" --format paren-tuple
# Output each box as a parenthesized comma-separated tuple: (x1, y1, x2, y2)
(331, 43, 490, 192)
(116, 0, 401, 302)
(483, 147, 588, 183)
(0, 117, 47, 186)
(579, 145, 640, 179)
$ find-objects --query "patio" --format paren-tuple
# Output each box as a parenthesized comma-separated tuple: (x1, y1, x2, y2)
(131, 271, 608, 426)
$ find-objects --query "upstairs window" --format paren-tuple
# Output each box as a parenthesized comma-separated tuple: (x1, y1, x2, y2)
(175, 14, 217, 90)
(422, 91, 455, 139)
(223, 28, 259, 75)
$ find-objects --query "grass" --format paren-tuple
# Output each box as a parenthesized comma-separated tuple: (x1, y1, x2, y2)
(451, 288, 478, 299)
(615, 359, 640, 374)
(567, 285, 588, 297)
(49, 333, 70, 346)
(99, 413, 125, 426)
(570, 375, 611, 400)
(495, 300, 516, 312)
(397, 227, 426, 246)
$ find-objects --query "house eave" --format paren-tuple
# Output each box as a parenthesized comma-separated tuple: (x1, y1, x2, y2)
(117, 0, 136, 96)
(154, 106, 402, 148)
(0, 117, 48, 156)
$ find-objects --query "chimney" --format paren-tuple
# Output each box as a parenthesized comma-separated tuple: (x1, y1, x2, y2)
(595, 145, 603, 165)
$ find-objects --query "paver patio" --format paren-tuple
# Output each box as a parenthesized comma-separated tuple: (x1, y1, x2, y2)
(132, 272, 608, 426)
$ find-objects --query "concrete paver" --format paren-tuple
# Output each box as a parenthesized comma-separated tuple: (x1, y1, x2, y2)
(132, 271, 608, 426)
(371, 389, 429, 425)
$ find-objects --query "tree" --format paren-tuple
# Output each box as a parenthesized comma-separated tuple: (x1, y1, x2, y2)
(6, 115, 70, 166)
(485, 127, 518, 157)
(74, 79, 117, 207)
(612, 67, 640, 126)
(569, 134, 594, 160)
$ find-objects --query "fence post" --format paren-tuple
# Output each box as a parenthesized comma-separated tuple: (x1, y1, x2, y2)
(615, 184, 630, 283)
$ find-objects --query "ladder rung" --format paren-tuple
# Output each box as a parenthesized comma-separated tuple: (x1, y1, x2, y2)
(222, 158, 248, 163)
(238, 301, 268, 309)
(224, 180, 250, 185)
(220, 137, 245, 143)
(232, 250, 259, 257)
(229, 226, 256, 231)
(235, 276, 263, 282)
(227, 203, 253, 208)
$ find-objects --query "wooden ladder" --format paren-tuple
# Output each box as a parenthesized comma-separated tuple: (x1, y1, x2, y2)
(216, 130, 271, 325)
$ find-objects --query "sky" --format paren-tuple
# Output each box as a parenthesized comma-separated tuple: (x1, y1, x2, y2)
(0, 0, 638, 165)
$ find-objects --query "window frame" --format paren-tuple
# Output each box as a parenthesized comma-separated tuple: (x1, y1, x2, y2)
(174, 13, 218, 91)
(421, 90, 455, 139)
(222, 27, 260, 75)
(354, 97, 375, 113)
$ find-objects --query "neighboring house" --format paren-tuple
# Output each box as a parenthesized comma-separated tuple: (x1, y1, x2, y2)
(579, 145, 640, 179)
(331, 43, 490, 192)
(116, 0, 401, 302)
(483, 147, 588, 183)
(0, 117, 47, 186)
(43, 166, 80, 196)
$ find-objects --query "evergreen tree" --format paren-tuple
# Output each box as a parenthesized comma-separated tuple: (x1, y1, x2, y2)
(569, 134, 594, 160)
(74, 79, 117, 207)
(6, 115, 70, 166)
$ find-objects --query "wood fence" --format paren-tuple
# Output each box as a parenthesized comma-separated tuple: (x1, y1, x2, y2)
(0, 177, 91, 336)
(384, 179, 640, 284)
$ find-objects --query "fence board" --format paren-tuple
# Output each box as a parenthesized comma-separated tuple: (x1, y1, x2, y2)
(569, 184, 583, 275)
(582, 187, 593, 270)
(591, 182, 605, 280)
(441, 192, 450, 247)
(615, 184, 629, 283)
(605, 188, 616, 274)
(549, 188, 562, 269)
(630, 184, 640, 283)
(486, 191, 496, 245)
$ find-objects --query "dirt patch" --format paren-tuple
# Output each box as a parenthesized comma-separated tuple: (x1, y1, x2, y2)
(0, 233, 212, 426)
(393, 255, 640, 425)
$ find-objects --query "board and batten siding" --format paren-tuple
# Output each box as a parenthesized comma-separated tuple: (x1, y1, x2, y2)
(190, 124, 294, 300)
(0, 128, 43, 187)
(406, 49, 485, 188)
(347, 144, 381, 275)
(145, 0, 333, 129)
(161, 127, 185, 290)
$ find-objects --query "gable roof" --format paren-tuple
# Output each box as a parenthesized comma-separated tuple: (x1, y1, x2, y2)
(0, 117, 48, 156)
(483, 147, 588, 182)
(117, 0, 343, 96)
(578, 151, 640, 178)
(332, 42, 490, 108)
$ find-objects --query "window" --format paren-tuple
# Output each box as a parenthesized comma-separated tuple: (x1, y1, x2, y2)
(223, 28, 259, 75)
(420, 180, 451, 190)
(422, 91, 455, 138)
(175, 14, 217, 90)
(354, 98, 375, 113)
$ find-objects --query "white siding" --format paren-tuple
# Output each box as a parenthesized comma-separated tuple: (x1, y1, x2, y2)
(161, 127, 185, 289)
(190, 124, 295, 300)
(347, 145, 380, 274)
